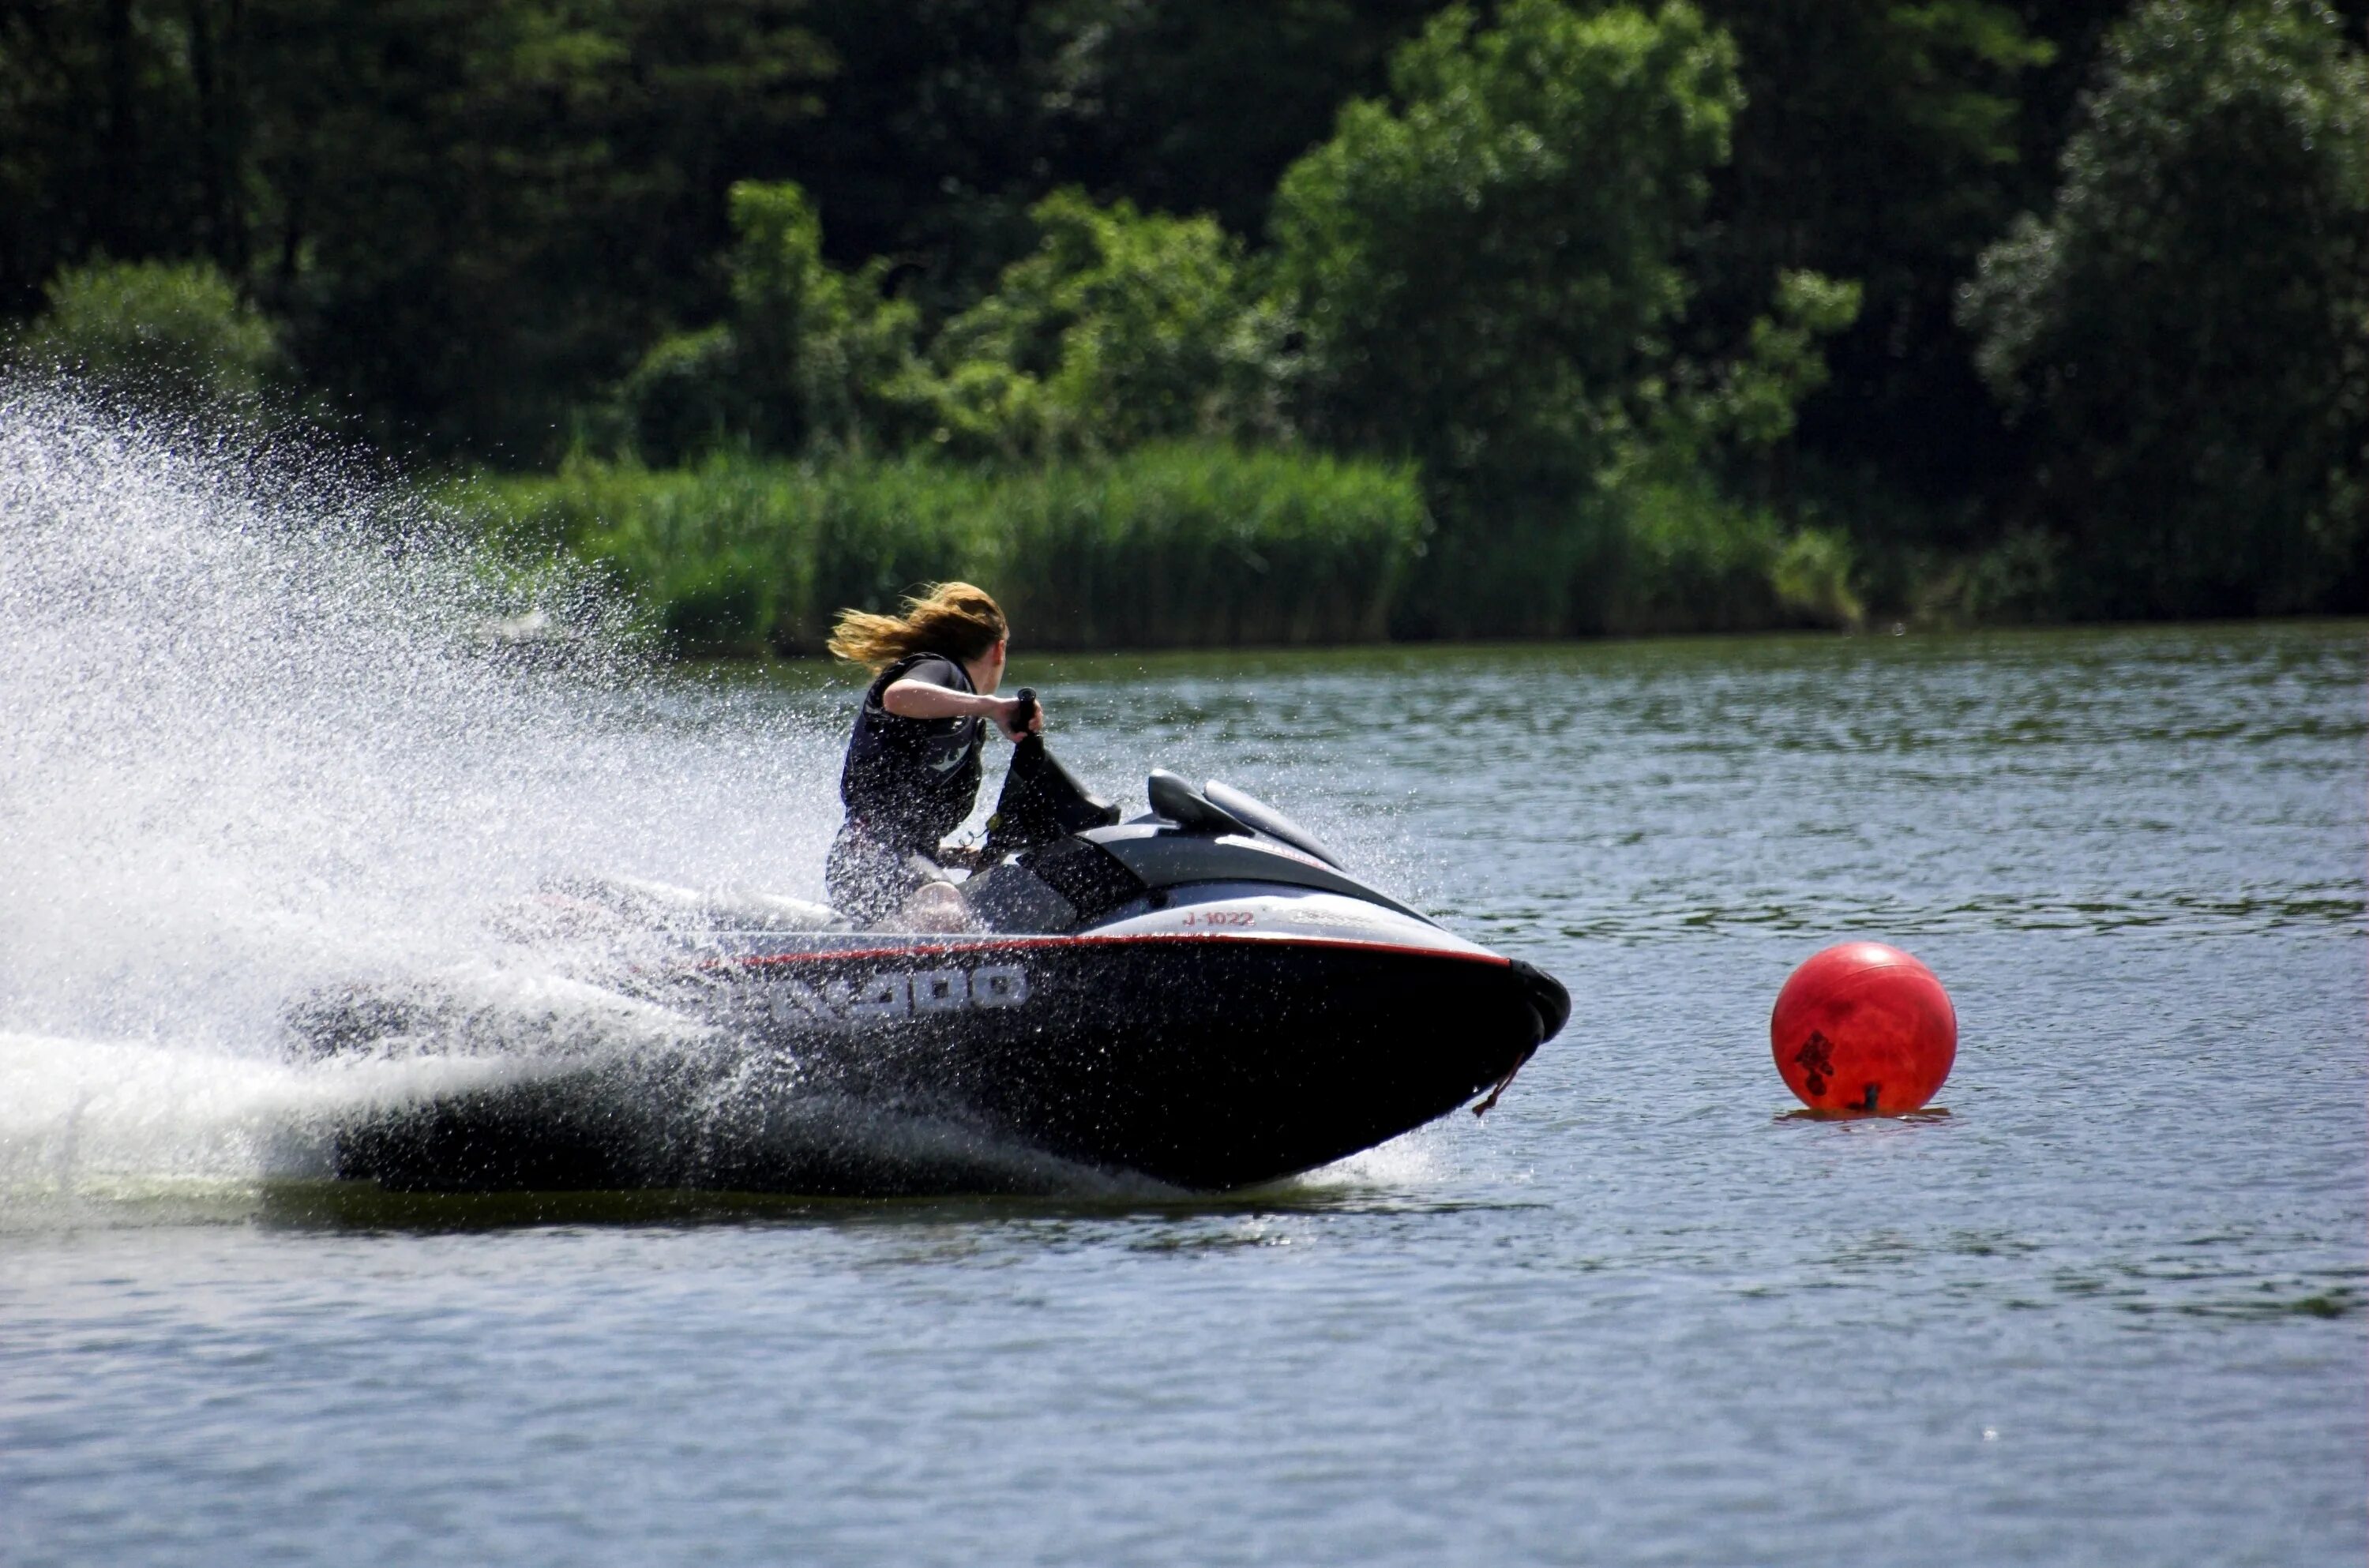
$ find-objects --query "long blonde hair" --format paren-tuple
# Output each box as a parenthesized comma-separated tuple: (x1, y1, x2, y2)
(826, 581, 1008, 672)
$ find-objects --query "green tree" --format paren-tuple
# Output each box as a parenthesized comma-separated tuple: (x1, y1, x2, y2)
(1688, 1, 2055, 517)
(1032, 0, 1440, 239)
(247, 0, 835, 460)
(618, 181, 923, 464)
(0, 2, 257, 313)
(1959, 0, 2369, 616)
(2, 2, 837, 456)
(923, 189, 1272, 459)
(1271, 1, 1741, 490)
(1267, 0, 1744, 630)
(9, 257, 283, 410)
(779, 0, 1071, 320)
(780, 1, 1432, 322)
(723, 180, 923, 456)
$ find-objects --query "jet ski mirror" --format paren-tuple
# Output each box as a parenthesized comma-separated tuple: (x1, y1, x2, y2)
(1147, 769, 1254, 837)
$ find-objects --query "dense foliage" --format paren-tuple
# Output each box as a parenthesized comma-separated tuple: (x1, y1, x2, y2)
(1959, 0, 2368, 617)
(6, 0, 2363, 636)
(6, 257, 283, 411)
(1273, 0, 1740, 486)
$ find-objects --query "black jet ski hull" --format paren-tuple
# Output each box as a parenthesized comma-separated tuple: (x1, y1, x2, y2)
(327, 935, 1564, 1196)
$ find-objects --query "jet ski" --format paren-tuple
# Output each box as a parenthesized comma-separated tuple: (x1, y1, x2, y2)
(298, 692, 1570, 1196)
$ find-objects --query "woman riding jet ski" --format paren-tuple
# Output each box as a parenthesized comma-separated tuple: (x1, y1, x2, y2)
(300, 587, 1570, 1197)
(823, 582, 1040, 931)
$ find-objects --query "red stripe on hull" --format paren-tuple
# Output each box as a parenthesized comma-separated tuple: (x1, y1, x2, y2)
(709, 932, 1512, 970)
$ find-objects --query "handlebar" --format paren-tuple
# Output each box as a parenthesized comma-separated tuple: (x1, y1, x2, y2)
(1009, 687, 1038, 734)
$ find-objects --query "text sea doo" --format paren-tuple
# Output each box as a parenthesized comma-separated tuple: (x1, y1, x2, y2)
(302, 697, 1570, 1195)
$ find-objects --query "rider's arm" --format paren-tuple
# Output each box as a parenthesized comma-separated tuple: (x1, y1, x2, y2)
(881, 680, 1042, 739)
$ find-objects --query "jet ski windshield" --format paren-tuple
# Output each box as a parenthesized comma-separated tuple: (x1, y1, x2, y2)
(1143, 772, 1344, 870)
(1201, 780, 1343, 868)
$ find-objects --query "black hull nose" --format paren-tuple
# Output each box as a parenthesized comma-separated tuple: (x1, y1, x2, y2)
(329, 937, 1569, 1197)
(1509, 958, 1571, 1045)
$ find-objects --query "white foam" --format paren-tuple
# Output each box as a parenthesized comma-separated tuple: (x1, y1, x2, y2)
(0, 1029, 492, 1190)
(1297, 1120, 1454, 1192)
(0, 382, 844, 1210)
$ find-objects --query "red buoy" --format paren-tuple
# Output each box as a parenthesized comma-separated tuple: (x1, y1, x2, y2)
(1771, 942, 1956, 1113)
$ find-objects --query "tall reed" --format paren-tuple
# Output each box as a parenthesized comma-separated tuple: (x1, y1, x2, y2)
(440, 445, 1428, 654)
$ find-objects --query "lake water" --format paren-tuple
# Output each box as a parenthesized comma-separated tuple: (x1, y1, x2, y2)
(2, 403, 2363, 1565)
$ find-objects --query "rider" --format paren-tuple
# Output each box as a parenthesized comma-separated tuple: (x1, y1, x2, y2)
(824, 582, 1042, 928)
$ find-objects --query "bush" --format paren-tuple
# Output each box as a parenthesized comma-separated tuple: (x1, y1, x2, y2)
(1266, 0, 1746, 636)
(1958, 0, 2369, 617)
(726, 182, 925, 456)
(449, 443, 1888, 647)
(1767, 528, 1864, 630)
(614, 326, 741, 469)
(9, 258, 283, 411)
(613, 182, 923, 464)
(1597, 470, 1863, 634)
(1270, 0, 1741, 493)
(440, 445, 1425, 654)
(923, 189, 1277, 460)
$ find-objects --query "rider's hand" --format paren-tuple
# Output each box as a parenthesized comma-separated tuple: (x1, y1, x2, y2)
(992, 695, 1043, 741)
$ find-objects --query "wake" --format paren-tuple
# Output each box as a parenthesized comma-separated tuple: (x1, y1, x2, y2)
(0, 384, 846, 1220)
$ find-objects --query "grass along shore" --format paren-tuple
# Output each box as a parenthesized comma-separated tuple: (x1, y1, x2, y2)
(441, 444, 1425, 655)
(439, 442, 1885, 655)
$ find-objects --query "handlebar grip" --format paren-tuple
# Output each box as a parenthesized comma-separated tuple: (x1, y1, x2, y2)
(1010, 687, 1038, 731)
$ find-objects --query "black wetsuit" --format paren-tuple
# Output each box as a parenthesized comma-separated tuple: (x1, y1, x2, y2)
(825, 652, 986, 925)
